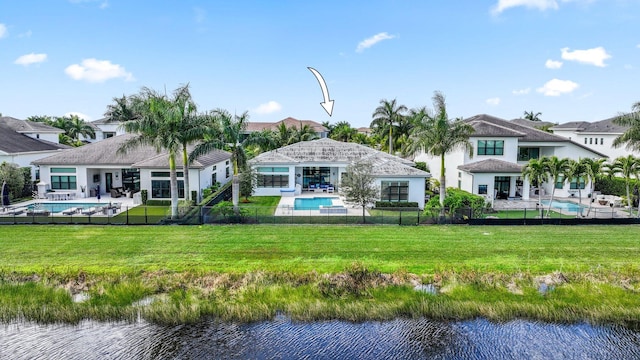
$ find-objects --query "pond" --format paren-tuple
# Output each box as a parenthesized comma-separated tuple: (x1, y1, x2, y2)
(2, 317, 639, 359)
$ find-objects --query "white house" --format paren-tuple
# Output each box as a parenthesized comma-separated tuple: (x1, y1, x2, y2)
(32, 134, 231, 201)
(550, 117, 638, 160)
(82, 118, 128, 143)
(0, 116, 70, 179)
(245, 117, 329, 139)
(414, 114, 607, 201)
(249, 138, 430, 208)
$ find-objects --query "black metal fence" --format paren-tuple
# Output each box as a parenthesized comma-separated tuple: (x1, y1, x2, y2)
(1, 205, 638, 226)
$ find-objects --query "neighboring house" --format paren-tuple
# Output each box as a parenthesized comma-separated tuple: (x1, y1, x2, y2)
(0, 117, 70, 179)
(245, 117, 329, 138)
(32, 134, 232, 201)
(249, 138, 431, 208)
(356, 127, 371, 135)
(509, 118, 557, 131)
(414, 114, 607, 201)
(82, 118, 127, 143)
(550, 117, 639, 160)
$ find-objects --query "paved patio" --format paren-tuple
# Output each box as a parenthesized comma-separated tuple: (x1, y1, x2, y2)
(275, 191, 369, 216)
(492, 196, 633, 218)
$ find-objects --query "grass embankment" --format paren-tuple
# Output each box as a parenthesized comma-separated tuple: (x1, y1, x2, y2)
(0, 225, 639, 326)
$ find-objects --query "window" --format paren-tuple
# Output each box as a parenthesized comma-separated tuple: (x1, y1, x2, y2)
(570, 177, 586, 189)
(517, 147, 540, 161)
(51, 175, 77, 190)
(584, 138, 587, 144)
(226, 167, 230, 178)
(478, 185, 488, 194)
(257, 167, 288, 172)
(458, 180, 461, 189)
(122, 168, 140, 191)
(589, 138, 593, 144)
(151, 171, 183, 177)
(51, 167, 76, 173)
(380, 181, 409, 202)
(103, 132, 115, 139)
(151, 180, 184, 198)
(257, 174, 289, 188)
(477, 140, 504, 155)
(458, 171, 461, 178)
(600, 138, 604, 145)
(555, 175, 565, 189)
(212, 173, 217, 185)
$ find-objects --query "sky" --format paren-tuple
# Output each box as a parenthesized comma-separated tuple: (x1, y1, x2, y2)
(1, 0, 639, 128)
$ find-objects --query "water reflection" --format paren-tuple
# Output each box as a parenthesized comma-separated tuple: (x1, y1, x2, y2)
(1, 317, 639, 359)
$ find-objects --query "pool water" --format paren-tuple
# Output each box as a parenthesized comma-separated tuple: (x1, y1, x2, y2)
(294, 197, 337, 210)
(541, 200, 586, 212)
(27, 202, 104, 213)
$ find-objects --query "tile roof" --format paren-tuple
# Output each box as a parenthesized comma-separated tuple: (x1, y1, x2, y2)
(245, 117, 328, 133)
(32, 133, 230, 168)
(509, 118, 557, 129)
(0, 116, 64, 133)
(551, 117, 628, 134)
(0, 125, 70, 154)
(249, 138, 429, 177)
(458, 159, 523, 173)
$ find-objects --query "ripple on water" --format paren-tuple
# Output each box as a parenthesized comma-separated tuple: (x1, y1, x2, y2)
(1, 318, 639, 359)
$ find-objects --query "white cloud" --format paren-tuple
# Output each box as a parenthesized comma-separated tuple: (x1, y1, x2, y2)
(14, 53, 48, 66)
(492, 0, 558, 15)
(545, 59, 563, 69)
(356, 32, 395, 53)
(512, 88, 531, 95)
(65, 58, 134, 83)
(64, 111, 92, 121)
(486, 97, 501, 106)
(560, 47, 611, 67)
(0, 24, 7, 38)
(254, 101, 282, 114)
(537, 78, 579, 96)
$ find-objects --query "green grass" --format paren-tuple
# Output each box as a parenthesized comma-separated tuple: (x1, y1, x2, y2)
(0, 225, 639, 326)
(488, 209, 575, 219)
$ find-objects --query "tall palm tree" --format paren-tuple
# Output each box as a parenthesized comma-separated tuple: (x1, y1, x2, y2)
(371, 98, 407, 154)
(581, 157, 607, 217)
(189, 109, 271, 213)
(291, 122, 318, 143)
(274, 122, 294, 147)
(523, 111, 542, 121)
(522, 157, 549, 218)
(564, 159, 588, 216)
(408, 91, 474, 207)
(330, 121, 356, 142)
(116, 86, 186, 219)
(612, 101, 640, 152)
(607, 155, 640, 217)
(66, 115, 95, 141)
(543, 156, 569, 217)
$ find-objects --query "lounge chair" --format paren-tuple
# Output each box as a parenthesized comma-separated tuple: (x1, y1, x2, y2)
(81, 207, 97, 215)
(26, 209, 50, 216)
(5, 207, 27, 215)
(62, 207, 82, 215)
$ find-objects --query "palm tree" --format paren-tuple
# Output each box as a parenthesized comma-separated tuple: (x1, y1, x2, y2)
(189, 109, 271, 213)
(66, 115, 95, 141)
(371, 98, 407, 154)
(116, 86, 186, 219)
(330, 121, 357, 142)
(522, 157, 549, 218)
(523, 111, 542, 121)
(564, 159, 588, 216)
(290, 122, 318, 143)
(607, 155, 640, 217)
(612, 101, 640, 152)
(273, 122, 294, 147)
(543, 156, 569, 218)
(582, 157, 607, 217)
(408, 91, 474, 207)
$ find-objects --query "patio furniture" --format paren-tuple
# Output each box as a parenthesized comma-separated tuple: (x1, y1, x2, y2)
(319, 205, 347, 214)
(4, 207, 27, 215)
(26, 209, 50, 216)
(280, 188, 296, 197)
(62, 207, 82, 215)
(81, 207, 98, 215)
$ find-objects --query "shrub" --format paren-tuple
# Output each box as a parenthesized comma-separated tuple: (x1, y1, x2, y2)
(425, 188, 486, 218)
(595, 177, 639, 197)
(145, 200, 171, 206)
(140, 190, 148, 205)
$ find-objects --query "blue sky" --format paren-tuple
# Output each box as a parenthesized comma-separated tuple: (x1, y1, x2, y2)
(1, 0, 639, 128)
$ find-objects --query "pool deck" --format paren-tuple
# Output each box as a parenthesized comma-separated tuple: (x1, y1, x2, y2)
(275, 191, 369, 216)
(1, 194, 140, 217)
(492, 195, 633, 218)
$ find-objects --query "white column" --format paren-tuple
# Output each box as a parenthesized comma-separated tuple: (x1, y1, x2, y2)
(509, 176, 517, 198)
(522, 177, 530, 200)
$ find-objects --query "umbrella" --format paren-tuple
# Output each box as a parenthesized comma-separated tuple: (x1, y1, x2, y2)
(1, 181, 9, 207)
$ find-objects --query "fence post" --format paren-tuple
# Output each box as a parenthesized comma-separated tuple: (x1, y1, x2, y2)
(417, 209, 420, 225)
(145, 206, 148, 224)
(399, 209, 402, 225)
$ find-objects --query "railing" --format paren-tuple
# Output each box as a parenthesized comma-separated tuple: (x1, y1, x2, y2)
(1, 204, 638, 226)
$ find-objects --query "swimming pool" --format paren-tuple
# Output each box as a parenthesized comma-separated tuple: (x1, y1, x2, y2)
(294, 197, 337, 210)
(27, 202, 104, 213)
(541, 200, 586, 212)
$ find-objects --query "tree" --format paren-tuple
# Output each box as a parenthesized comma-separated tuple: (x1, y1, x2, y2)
(340, 160, 378, 223)
(66, 115, 95, 141)
(607, 155, 640, 217)
(371, 98, 407, 154)
(239, 165, 257, 202)
(543, 156, 569, 218)
(330, 121, 357, 142)
(114, 86, 188, 219)
(290, 122, 318, 143)
(564, 159, 588, 216)
(582, 157, 607, 217)
(523, 111, 542, 121)
(0, 162, 25, 201)
(190, 109, 271, 213)
(522, 157, 549, 218)
(408, 91, 474, 207)
(612, 101, 640, 153)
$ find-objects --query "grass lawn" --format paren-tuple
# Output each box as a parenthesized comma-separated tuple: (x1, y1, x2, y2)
(1, 225, 639, 325)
